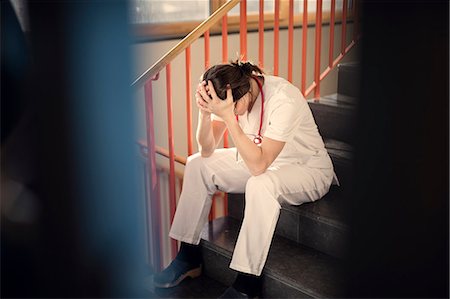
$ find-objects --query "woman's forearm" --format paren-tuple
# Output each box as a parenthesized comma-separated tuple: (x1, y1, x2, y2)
(224, 117, 265, 175)
(196, 111, 215, 156)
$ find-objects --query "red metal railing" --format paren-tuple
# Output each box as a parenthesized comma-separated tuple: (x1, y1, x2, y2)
(134, 0, 360, 269)
(301, 0, 308, 94)
(240, 0, 247, 60)
(258, 0, 264, 68)
(165, 63, 178, 259)
(329, 0, 336, 67)
(144, 74, 162, 270)
(185, 46, 193, 156)
(313, 0, 323, 98)
(288, 0, 294, 82)
(273, 0, 280, 75)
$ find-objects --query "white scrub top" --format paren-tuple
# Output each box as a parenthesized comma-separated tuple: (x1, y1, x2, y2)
(213, 75, 338, 183)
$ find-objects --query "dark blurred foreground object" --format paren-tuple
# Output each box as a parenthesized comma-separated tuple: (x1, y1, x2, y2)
(1, 0, 145, 297)
(346, 2, 448, 298)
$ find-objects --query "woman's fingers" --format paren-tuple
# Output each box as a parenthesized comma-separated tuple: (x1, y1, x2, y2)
(207, 80, 218, 99)
(195, 91, 212, 113)
(226, 84, 233, 102)
(195, 92, 206, 106)
(198, 81, 211, 103)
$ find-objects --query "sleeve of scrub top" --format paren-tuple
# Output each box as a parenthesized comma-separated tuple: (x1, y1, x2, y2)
(263, 98, 302, 142)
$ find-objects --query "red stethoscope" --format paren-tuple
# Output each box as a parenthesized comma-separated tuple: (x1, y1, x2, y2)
(236, 77, 264, 145)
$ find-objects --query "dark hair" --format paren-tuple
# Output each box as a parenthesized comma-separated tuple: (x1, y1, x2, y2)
(202, 60, 264, 101)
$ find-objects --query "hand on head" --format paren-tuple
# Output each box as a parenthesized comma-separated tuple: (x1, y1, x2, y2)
(195, 80, 235, 121)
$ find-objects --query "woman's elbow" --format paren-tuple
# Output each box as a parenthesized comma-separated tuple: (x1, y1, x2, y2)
(249, 164, 268, 176)
(200, 149, 214, 158)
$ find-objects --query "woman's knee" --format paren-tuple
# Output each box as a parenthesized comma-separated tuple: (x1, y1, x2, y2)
(246, 174, 274, 192)
(185, 152, 217, 177)
(245, 175, 279, 201)
(185, 152, 207, 170)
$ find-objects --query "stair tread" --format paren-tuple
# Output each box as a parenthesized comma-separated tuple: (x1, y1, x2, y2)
(338, 61, 360, 69)
(200, 217, 346, 298)
(143, 272, 228, 298)
(324, 138, 353, 161)
(323, 93, 358, 105)
(308, 95, 356, 110)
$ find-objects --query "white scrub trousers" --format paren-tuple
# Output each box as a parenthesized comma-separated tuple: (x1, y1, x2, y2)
(169, 148, 334, 276)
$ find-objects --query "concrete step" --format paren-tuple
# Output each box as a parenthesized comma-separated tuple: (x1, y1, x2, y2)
(308, 94, 357, 144)
(200, 217, 346, 298)
(227, 185, 349, 259)
(337, 62, 360, 98)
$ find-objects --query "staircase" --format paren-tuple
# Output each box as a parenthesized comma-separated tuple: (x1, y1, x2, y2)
(147, 62, 358, 298)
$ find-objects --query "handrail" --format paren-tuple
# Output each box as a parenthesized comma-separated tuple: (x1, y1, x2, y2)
(131, 0, 240, 89)
(137, 139, 187, 165)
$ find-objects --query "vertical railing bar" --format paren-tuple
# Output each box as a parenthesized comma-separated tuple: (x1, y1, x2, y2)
(223, 132, 229, 148)
(155, 171, 163, 267)
(177, 177, 183, 195)
(301, 0, 308, 95)
(222, 15, 228, 63)
(222, 13, 229, 216)
(341, 0, 348, 54)
(288, 0, 294, 82)
(143, 161, 152, 267)
(221, 13, 229, 217)
(165, 64, 178, 259)
(274, 0, 280, 75)
(329, 0, 336, 67)
(144, 78, 163, 271)
(185, 47, 193, 156)
(314, 0, 323, 99)
(206, 25, 213, 221)
(240, 0, 247, 60)
(205, 25, 213, 222)
(223, 193, 228, 216)
(204, 30, 210, 69)
(204, 27, 212, 220)
(209, 193, 217, 221)
(258, 0, 264, 68)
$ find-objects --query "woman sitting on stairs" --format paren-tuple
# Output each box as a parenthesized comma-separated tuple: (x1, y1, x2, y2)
(153, 59, 339, 298)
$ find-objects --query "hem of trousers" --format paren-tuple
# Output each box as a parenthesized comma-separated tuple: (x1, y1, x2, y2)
(229, 262, 262, 276)
(169, 232, 201, 246)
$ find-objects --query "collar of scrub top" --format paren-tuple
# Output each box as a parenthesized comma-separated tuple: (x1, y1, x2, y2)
(235, 76, 265, 145)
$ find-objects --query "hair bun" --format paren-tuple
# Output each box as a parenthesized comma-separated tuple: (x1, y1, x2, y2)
(239, 61, 254, 75)
(230, 58, 264, 80)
